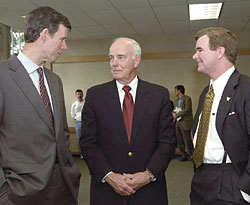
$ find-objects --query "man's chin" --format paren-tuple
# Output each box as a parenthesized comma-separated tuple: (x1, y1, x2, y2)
(112, 73, 122, 79)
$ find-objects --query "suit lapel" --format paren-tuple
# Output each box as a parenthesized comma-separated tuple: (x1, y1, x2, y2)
(104, 80, 150, 146)
(104, 81, 129, 145)
(44, 68, 59, 135)
(216, 70, 239, 140)
(9, 56, 55, 133)
(130, 80, 150, 146)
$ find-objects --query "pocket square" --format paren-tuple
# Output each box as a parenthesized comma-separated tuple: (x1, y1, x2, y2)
(228, 112, 235, 116)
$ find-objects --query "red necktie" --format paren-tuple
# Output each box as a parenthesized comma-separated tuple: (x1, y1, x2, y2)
(37, 68, 54, 126)
(122, 86, 134, 143)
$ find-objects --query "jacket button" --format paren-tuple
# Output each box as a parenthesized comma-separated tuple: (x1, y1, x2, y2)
(128, 152, 133, 157)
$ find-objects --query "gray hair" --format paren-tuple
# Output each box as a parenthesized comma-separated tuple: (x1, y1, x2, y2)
(112, 37, 142, 59)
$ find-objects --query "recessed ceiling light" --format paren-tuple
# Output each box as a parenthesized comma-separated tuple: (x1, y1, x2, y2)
(189, 3, 223, 21)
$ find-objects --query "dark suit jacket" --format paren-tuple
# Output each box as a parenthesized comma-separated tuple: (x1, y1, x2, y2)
(0, 55, 81, 204)
(173, 95, 193, 130)
(80, 79, 175, 205)
(192, 69, 250, 195)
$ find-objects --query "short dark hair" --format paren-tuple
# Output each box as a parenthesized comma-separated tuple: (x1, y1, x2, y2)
(75, 89, 83, 94)
(24, 6, 71, 43)
(194, 27, 238, 64)
(175, 85, 185, 94)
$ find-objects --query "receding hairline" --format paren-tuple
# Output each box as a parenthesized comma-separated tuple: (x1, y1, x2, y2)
(111, 37, 142, 57)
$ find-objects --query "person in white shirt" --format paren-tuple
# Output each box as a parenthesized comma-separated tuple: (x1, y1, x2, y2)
(191, 27, 250, 204)
(71, 89, 84, 159)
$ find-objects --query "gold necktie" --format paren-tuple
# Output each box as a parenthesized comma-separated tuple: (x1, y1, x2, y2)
(193, 85, 215, 168)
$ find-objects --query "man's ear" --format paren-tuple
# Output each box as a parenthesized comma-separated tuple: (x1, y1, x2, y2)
(40, 28, 49, 41)
(217, 46, 225, 59)
(133, 56, 141, 68)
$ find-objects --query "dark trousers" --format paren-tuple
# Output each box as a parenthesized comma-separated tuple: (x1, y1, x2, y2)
(190, 163, 249, 205)
(43, 164, 76, 205)
(175, 122, 193, 157)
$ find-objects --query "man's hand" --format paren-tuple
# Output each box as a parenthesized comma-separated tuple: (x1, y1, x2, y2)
(104, 172, 136, 196)
(123, 171, 152, 191)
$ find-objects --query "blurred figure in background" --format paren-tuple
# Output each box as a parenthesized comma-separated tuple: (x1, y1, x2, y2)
(71, 89, 85, 159)
(173, 85, 194, 161)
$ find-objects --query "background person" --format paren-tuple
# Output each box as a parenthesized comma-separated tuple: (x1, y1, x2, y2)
(71, 89, 85, 159)
(173, 85, 194, 161)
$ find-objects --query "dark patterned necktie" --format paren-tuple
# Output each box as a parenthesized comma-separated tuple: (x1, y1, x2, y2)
(193, 84, 215, 168)
(122, 86, 134, 143)
(37, 68, 54, 127)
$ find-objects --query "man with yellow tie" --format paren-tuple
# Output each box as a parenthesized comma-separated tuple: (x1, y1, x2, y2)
(191, 27, 250, 204)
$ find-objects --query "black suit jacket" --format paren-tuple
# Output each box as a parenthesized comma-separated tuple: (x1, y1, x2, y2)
(192, 69, 250, 195)
(80, 79, 175, 205)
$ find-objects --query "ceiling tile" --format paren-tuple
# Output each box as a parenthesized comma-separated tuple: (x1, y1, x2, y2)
(104, 24, 137, 37)
(220, 1, 250, 19)
(120, 8, 158, 24)
(161, 21, 190, 34)
(0, 0, 249, 41)
(110, 0, 150, 9)
(218, 19, 246, 32)
(72, 0, 113, 11)
(85, 9, 127, 25)
(150, 0, 188, 6)
(189, 20, 218, 33)
(132, 23, 163, 35)
(154, 5, 189, 22)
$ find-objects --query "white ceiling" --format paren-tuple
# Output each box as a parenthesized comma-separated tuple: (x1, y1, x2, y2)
(0, 0, 250, 41)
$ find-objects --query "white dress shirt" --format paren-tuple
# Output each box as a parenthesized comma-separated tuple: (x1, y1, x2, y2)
(193, 66, 234, 163)
(116, 76, 138, 109)
(17, 52, 53, 109)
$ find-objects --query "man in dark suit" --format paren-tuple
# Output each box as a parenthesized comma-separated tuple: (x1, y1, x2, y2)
(0, 7, 81, 205)
(190, 27, 250, 204)
(80, 37, 175, 205)
(173, 85, 194, 161)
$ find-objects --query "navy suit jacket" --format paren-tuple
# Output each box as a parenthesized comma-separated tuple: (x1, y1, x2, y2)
(80, 79, 175, 205)
(192, 69, 250, 195)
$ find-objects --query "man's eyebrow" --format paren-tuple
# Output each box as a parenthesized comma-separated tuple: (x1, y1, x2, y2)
(195, 46, 202, 50)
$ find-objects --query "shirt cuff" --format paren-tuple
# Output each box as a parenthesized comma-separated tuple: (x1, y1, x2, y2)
(241, 190, 250, 202)
(101, 171, 113, 183)
(146, 168, 156, 182)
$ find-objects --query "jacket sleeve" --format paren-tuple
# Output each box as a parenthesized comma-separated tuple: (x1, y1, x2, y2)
(237, 89, 250, 195)
(79, 89, 112, 182)
(176, 96, 192, 118)
(146, 88, 176, 178)
(0, 90, 13, 204)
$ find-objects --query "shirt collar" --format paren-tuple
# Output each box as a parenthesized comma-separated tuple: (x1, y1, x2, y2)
(116, 76, 138, 93)
(17, 51, 42, 74)
(210, 66, 235, 94)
